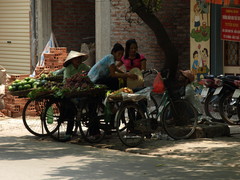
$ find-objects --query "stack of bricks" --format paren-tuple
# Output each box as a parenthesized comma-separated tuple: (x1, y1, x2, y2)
(3, 48, 68, 118)
(34, 47, 68, 76)
(35, 66, 44, 76)
(43, 47, 68, 74)
(2, 96, 29, 117)
(3, 74, 31, 118)
(7, 74, 30, 85)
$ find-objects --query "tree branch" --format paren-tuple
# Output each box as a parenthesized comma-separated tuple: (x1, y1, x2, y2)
(128, 0, 178, 79)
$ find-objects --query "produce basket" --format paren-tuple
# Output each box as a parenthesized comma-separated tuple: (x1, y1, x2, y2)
(107, 94, 123, 101)
(64, 87, 107, 98)
(27, 89, 54, 99)
(9, 89, 34, 97)
(107, 92, 147, 102)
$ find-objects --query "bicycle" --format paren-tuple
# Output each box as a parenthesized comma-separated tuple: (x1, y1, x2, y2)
(114, 69, 198, 147)
(42, 88, 109, 142)
(41, 69, 159, 143)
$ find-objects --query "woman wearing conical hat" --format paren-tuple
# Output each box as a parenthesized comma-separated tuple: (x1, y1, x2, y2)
(63, 50, 90, 82)
(62, 50, 90, 140)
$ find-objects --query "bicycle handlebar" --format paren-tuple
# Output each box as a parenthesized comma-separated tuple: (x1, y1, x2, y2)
(142, 69, 159, 77)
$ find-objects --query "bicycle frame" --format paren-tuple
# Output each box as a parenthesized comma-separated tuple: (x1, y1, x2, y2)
(144, 90, 169, 120)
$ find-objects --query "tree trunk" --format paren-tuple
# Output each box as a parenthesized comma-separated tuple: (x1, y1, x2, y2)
(128, 0, 178, 79)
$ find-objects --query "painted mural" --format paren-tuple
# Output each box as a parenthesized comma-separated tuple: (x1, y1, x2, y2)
(190, 0, 211, 81)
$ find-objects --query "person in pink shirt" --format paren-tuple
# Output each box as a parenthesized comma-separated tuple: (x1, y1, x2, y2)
(117, 39, 147, 71)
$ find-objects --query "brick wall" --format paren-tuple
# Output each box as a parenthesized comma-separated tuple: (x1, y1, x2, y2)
(110, 0, 190, 71)
(51, 0, 190, 72)
(51, 0, 95, 52)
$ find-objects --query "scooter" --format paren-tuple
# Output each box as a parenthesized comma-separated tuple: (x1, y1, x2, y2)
(200, 74, 223, 122)
(217, 75, 240, 125)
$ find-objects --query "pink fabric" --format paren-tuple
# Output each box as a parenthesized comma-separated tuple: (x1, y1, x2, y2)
(121, 54, 146, 71)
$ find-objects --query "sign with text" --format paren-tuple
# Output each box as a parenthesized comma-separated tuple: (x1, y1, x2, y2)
(221, 7, 240, 42)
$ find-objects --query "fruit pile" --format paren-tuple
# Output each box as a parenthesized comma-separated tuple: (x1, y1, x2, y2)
(8, 76, 47, 92)
(64, 72, 94, 90)
(109, 87, 133, 95)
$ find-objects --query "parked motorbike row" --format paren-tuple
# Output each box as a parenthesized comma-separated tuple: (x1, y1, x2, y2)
(199, 74, 240, 125)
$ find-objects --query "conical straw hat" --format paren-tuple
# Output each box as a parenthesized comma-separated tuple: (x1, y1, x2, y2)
(63, 50, 88, 67)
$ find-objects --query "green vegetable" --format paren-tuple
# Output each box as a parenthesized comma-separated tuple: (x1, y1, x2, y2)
(24, 77, 31, 81)
(33, 82, 40, 88)
(18, 85, 23, 90)
(8, 85, 15, 91)
(28, 78, 36, 84)
(24, 84, 32, 89)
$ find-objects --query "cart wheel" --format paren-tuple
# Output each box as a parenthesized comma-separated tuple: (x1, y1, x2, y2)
(43, 99, 78, 142)
(78, 102, 105, 143)
(22, 97, 48, 137)
(116, 102, 145, 147)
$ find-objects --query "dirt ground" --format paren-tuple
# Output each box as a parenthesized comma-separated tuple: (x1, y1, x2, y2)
(1, 116, 240, 169)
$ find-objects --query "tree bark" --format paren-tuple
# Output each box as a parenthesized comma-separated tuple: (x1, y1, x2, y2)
(128, 0, 178, 79)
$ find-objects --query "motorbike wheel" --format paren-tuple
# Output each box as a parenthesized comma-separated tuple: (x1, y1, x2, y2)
(219, 91, 240, 125)
(204, 92, 224, 122)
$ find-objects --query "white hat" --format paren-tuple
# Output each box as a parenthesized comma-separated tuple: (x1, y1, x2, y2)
(127, 68, 144, 89)
(63, 50, 88, 67)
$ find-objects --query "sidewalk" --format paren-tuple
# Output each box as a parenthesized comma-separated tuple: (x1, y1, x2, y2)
(1, 117, 240, 179)
(1, 116, 240, 170)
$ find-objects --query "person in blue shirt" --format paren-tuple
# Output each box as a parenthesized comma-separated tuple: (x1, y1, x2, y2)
(88, 43, 137, 90)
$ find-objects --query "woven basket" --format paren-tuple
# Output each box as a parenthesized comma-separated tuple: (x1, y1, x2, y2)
(9, 89, 33, 97)
(26, 89, 54, 100)
(107, 94, 123, 102)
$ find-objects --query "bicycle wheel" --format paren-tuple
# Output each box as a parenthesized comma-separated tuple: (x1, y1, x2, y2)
(236, 99, 240, 124)
(43, 99, 77, 142)
(219, 91, 240, 125)
(116, 102, 145, 147)
(204, 92, 223, 122)
(78, 101, 105, 143)
(22, 97, 48, 137)
(162, 99, 198, 140)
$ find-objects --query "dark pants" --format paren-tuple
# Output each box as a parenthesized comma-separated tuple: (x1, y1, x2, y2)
(88, 99, 100, 136)
(61, 99, 77, 135)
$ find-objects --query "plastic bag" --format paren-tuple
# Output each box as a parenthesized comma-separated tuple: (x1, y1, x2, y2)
(185, 84, 203, 114)
(152, 73, 165, 93)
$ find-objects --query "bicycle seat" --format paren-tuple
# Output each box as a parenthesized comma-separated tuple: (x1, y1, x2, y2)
(204, 74, 215, 79)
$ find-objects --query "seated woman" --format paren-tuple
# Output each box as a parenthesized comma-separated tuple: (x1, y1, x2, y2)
(63, 51, 90, 81)
(88, 43, 137, 90)
(62, 50, 90, 140)
(117, 38, 147, 72)
(116, 39, 147, 90)
(87, 43, 137, 137)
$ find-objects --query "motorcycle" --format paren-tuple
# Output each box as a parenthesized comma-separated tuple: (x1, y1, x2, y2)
(217, 75, 240, 125)
(200, 74, 223, 122)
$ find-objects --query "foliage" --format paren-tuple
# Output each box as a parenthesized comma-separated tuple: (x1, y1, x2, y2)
(142, 0, 162, 13)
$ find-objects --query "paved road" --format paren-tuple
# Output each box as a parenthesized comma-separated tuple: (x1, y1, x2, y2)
(1, 117, 240, 180)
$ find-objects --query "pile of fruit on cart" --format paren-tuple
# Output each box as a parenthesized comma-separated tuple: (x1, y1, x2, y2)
(8, 72, 107, 99)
